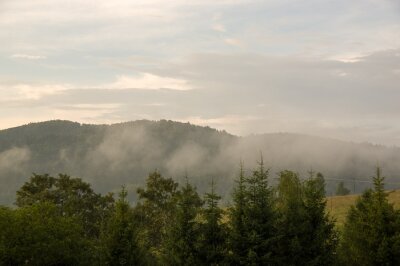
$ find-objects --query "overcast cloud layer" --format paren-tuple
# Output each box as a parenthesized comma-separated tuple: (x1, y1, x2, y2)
(1, 0, 399, 145)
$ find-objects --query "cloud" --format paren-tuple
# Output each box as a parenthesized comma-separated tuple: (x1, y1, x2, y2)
(1, 0, 398, 62)
(0, 72, 190, 105)
(104, 73, 192, 91)
(178, 115, 260, 129)
(11, 54, 46, 60)
(56, 103, 121, 111)
(212, 23, 226, 32)
(0, 0, 399, 146)
(2, 49, 399, 145)
(0, 83, 70, 101)
(224, 38, 243, 47)
(143, 49, 400, 145)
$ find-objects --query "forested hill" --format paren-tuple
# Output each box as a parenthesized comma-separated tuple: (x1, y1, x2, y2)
(1, 119, 400, 205)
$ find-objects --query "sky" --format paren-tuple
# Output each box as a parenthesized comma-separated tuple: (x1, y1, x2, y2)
(0, 0, 399, 146)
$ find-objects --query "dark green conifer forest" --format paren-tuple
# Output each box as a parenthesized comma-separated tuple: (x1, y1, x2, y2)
(1, 163, 399, 265)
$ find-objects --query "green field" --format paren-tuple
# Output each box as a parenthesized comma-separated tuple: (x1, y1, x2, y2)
(326, 190, 400, 226)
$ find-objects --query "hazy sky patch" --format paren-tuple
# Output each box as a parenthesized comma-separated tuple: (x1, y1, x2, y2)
(0, 0, 399, 145)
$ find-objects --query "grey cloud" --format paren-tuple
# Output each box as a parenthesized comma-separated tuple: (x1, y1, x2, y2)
(2, 49, 399, 146)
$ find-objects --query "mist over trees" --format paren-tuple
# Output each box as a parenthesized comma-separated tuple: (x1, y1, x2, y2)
(1, 120, 400, 205)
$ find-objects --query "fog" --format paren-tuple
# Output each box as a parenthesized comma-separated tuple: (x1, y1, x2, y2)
(65, 122, 400, 197)
(0, 147, 31, 204)
(1, 120, 400, 205)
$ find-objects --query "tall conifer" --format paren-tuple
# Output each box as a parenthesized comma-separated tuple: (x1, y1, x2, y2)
(163, 177, 203, 266)
(198, 180, 227, 265)
(339, 167, 400, 265)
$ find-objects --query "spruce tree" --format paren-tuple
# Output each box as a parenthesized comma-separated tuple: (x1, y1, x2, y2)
(101, 187, 146, 266)
(230, 157, 277, 265)
(245, 157, 276, 265)
(198, 180, 228, 265)
(228, 162, 249, 265)
(163, 177, 203, 266)
(275, 171, 337, 266)
(302, 172, 337, 266)
(339, 167, 400, 265)
(275, 170, 309, 266)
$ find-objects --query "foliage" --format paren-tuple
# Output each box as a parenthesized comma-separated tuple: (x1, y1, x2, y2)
(229, 158, 277, 265)
(16, 173, 114, 238)
(302, 172, 338, 265)
(0, 202, 91, 265)
(134, 171, 179, 260)
(275, 170, 309, 265)
(339, 167, 400, 265)
(197, 180, 228, 265)
(100, 187, 147, 266)
(2, 163, 400, 265)
(274, 171, 337, 266)
(163, 178, 203, 266)
(228, 162, 249, 265)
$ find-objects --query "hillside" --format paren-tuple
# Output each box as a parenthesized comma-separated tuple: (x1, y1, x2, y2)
(1, 120, 400, 205)
(327, 189, 400, 226)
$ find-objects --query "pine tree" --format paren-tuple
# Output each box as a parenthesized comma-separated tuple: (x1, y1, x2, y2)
(228, 162, 249, 265)
(302, 172, 337, 266)
(244, 156, 276, 265)
(275, 170, 309, 266)
(198, 180, 228, 265)
(339, 167, 400, 265)
(274, 170, 337, 266)
(101, 186, 146, 266)
(163, 177, 203, 266)
(229, 157, 277, 265)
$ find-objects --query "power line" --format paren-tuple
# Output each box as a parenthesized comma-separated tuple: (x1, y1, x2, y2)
(324, 177, 400, 186)
(273, 176, 400, 185)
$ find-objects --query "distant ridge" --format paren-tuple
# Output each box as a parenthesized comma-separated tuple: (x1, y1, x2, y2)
(0, 119, 399, 205)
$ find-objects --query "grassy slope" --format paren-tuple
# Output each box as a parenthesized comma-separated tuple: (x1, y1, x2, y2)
(326, 189, 400, 226)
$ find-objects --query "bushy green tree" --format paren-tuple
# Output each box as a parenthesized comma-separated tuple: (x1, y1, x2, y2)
(0, 202, 91, 265)
(16, 173, 114, 237)
(339, 167, 400, 265)
(101, 187, 146, 266)
(0, 206, 15, 265)
(134, 171, 179, 260)
(198, 180, 228, 265)
(163, 178, 203, 266)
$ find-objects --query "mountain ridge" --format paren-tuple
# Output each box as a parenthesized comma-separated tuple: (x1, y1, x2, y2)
(1, 119, 399, 205)
(1, 119, 396, 149)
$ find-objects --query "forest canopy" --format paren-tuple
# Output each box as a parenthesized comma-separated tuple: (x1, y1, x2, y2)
(1, 165, 400, 265)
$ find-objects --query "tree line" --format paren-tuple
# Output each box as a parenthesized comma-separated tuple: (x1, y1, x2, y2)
(1, 160, 400, 265)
